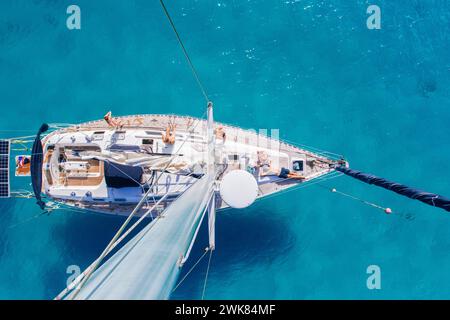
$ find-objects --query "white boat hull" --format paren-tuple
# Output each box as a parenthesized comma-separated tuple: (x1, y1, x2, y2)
(41, 114, 342, 217)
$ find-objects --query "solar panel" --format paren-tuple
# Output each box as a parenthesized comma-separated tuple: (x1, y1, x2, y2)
(0, 141, 9, 155)
(0, 140, 10, 198)
(0, 155, 8, 168)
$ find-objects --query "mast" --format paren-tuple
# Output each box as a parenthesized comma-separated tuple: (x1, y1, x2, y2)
(206, 101, 216, 250)
(57, 1, 220, 299)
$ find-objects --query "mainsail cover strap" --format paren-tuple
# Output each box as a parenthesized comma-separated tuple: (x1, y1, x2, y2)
(30, 123, 49, 210)
(336, 166, 450, 212)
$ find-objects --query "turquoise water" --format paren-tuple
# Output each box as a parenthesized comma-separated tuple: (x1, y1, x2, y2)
(1, 0, 450, 299)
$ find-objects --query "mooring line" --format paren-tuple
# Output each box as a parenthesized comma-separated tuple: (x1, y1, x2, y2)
(317, 183, 392, 214)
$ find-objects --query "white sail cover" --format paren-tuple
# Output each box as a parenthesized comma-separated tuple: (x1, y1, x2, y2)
(79, 150, 206, 175)
(67, 174, 214, 300)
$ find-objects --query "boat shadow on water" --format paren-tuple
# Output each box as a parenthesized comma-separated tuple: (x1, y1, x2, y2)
(43, 205, 297, 299)
(171, 203, 298, 299)
(0, 199, 19, 259)
(43, 210, 147, 298)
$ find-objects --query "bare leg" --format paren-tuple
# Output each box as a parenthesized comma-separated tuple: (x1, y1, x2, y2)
(115, 119, 124, 129)
(168, 121, 176, 145)
(104, 111, 113, 127)
(287, 173, 305, 180)
(162, 125, 174, 144)
(168, 134, 175, 145)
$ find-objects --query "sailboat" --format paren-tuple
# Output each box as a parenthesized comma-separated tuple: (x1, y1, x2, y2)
(1, 0, 449, 300)
(22, 113, 343, 217)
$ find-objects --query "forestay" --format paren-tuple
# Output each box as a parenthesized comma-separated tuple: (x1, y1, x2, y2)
(336, 166, 450, 212)
(66, 174, 214, 300)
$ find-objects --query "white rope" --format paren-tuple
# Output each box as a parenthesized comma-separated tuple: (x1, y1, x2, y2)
(8, 135, 38, 141)
(10, 190, 34, 199)
(316, 183, 391, 213)
(48, 123, 76, 129)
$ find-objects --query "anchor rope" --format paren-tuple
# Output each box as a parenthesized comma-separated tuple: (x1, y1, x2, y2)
(316, 183, 390, 213)
(315, 183, 418, 220)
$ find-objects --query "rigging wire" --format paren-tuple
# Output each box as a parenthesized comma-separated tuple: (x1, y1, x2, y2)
(201, 248, 213, 300)
(159, 0, 210, 104)
(281, 137, 345, 160)
(253, 170, 344, 203)
(172, 247, 210, 293)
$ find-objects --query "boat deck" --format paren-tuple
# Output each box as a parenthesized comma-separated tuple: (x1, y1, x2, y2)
(42, 114, 343, 216)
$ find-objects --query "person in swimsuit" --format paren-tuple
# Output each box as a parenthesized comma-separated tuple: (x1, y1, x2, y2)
(162, 119, 176, 145)
(256, 150, 305, 180)
(104, 111, 124, 129)
(15, 156, 31, 176)
(214, 125, 226, 143)
(277, 167, 305, 180)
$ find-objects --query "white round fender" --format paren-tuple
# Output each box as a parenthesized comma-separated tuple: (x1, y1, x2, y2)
(219, 170, 258, 209)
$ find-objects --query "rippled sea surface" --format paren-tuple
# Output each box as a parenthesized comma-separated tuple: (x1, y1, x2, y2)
(0, 0, 449, 299)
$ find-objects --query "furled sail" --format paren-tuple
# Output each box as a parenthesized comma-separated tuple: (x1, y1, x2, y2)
(66, 174, 214, 300)
(336, 166, 450, 212)
(30, 123, 49, 210)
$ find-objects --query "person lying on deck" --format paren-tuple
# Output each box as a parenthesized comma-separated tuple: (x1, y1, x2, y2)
(256, 150, 305, 181)
(103, 111, 124, 129)
(161, 120, 176, 145)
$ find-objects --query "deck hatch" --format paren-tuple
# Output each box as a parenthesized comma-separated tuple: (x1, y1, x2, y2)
(292, 160, 304, 172)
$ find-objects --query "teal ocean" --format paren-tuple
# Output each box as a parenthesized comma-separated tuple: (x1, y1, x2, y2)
(1, 0, 450, 299)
